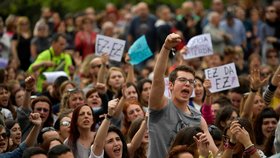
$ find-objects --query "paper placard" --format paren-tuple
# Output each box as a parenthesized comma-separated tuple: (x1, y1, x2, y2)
(183, 34, 213, 60)
(128, 35, 153, 65)
(95, 34, 126, 62)
(204, 63, 239, 93)
(43, 71, 68, 84)
(0, 58, 8, 68)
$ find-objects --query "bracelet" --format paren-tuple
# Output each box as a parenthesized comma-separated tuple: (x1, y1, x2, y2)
(250, 88, 258, 93)
(245, 144, 254, 150)
(243, 144, 257, 157)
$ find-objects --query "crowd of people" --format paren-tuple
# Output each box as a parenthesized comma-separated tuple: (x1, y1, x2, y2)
(0, 0, 280, 158)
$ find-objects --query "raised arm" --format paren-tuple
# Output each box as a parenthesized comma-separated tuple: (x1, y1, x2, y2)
(91, 99, 118, 157)
(25, 113, 42, 147)
(241, 69, 268, 119)
(22, 76, 35, 110)
(149, 33, 182, 110)
(127, 114, 147, 157)
(263, 66, 280, 106)
(125, 54, 135, 83)
(201, 79, 214, 125)
(97, 54, 109, 84)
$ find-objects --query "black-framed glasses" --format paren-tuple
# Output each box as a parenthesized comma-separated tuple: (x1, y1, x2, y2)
(41, 127, 56, 134)
(35, 107, 49, 113)
(60, 121, 71, 127)
(176, 77, 196, 86)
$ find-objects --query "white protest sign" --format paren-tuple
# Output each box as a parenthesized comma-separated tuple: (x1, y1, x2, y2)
(43, 71, 68, 84)
(183, 34, 213, 60)
(95, 34, 126, 62)
(164, 77, 195, 98)
(204, 63, 239, 93)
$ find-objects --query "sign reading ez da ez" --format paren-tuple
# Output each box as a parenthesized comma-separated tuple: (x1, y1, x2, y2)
(204, 63, 239, 93)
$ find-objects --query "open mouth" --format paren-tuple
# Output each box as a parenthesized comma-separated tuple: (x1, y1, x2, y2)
(113, 146, 121, 154)
(181, 89, 190, 96)
(0, 142, 6, 148)
(83, 120, 90, 124)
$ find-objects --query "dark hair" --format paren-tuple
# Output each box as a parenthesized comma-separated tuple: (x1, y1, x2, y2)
(10, 87, 24, 107)
(22, 147, 47, 158)
(51, 33, 66, 43)
(213, 96, 232, 108)
(31, 96, 54, 127)
(215, 106, 238, 131)
(124, 82, 140, 99)
(170, 126, 203, 149)
(220, 118, 255, 158)
(5, 119, 18, 130)
(85, 87, 98, 99)
(104, 126, 129, 158)
(54, 111, 72, 131)
(254, 108, 279, 145)
(127, 117, 146, 158)
(137, 79, 152, 106)
(266, 48, 279, 58)
(169, 65, 195, 83)
(48, 144, 72, 158)
(68, 104, 96, 153)
(0, 84, 17, 119)
(167, 145, 197, 158)
(263, 131, 275, 157)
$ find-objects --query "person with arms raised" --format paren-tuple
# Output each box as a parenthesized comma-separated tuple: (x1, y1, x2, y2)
(148, 33, 218, 158)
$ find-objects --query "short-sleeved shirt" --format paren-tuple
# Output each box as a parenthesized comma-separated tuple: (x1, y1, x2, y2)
(148, 99, 201, 158)
(28, 47, 72, 92)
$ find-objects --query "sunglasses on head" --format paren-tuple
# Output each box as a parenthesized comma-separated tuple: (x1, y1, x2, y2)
(60, 121, 71, 127)
(41, 127, 56, 134)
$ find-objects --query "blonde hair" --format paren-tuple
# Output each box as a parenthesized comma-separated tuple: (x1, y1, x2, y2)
(16, 16, 31, 36)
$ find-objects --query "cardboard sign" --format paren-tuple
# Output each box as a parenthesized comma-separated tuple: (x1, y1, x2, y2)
(128, 35, 153, 65)
(204, 63, 239, 93)
(183, 34, 213, 60)
(95, 34, 126, 62)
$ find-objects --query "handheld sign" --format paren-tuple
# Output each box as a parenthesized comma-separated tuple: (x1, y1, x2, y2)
(95, 34, 126, 62)
(128, 35, 153, 65)
(183, 34, 213, 60)
(204, 63, 239, 93)
(43, 71, 68, 84)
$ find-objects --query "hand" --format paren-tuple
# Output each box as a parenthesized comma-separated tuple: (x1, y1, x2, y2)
(25, 76, 35, 92)
(163, 33, 182, 50)
(121, 84, 128, 99)
(231, 122, 252, 148)
(271, 66, 280, 86)
(250, 68, 269, 91)
(95, 82, 107, 94)
(125, 53, 131, 64)
(29, 113, 42, 127)
(108, 98, 119, 116)
(203, 79, 212, 96)
(194, 132, 210, 157)
(72, 51, 82, 67)
(267, 36, 277, 43)
(101, 53, 109, 65)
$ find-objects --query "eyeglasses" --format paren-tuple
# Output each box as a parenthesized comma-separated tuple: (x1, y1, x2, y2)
(35, 107, 49, 113)
(91, 64, 109, 69)
(176, 77, 196, 86)
(41, 127, 56, 134)
(60, 121, 71, 127)
(0, 132, 8, 139)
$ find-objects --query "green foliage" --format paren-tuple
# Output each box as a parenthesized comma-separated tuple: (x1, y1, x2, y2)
(0, 0, 211, 20)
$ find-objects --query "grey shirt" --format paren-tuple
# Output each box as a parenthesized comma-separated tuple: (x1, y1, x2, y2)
(148, 99, 201, 158)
